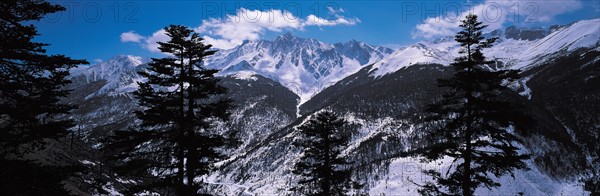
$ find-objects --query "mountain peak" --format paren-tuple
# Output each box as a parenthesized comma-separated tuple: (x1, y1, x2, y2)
(74, 54, 149, 82)
(282, 32, 294, 38)
(72, 55, 150, 98)
(106, 55, 148, 67)
(276, 32, 298, 41)
(206, 35, 394, 102)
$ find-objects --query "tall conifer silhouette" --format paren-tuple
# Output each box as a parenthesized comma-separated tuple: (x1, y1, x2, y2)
(107, 25, 234, 195)
(418, 14, 531, 195)
(0, 0, 88, 194)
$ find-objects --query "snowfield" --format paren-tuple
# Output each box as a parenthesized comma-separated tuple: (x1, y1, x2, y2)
(369, 157, 588, 195)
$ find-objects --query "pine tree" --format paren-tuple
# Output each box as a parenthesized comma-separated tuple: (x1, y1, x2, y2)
(106, 25, 233, 195)
(291, 110, 354, 195)
(417, 14, 531, 196)
(0, 0, 88, 194)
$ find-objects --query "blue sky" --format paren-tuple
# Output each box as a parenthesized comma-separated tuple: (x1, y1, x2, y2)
(34, 0, 600, 64)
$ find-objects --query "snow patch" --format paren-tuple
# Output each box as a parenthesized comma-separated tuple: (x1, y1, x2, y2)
(79, 160, 96, 166)
(101, 182, 123, 196)
(232, 71, 258, 81)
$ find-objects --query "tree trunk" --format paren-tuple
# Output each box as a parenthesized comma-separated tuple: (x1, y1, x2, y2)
(463, 126, 473, 196)
(463, 42, 474, 196)
(185, 58, 196, 191)
(177, 54, 187, 194)
(323, 125, 331, 195)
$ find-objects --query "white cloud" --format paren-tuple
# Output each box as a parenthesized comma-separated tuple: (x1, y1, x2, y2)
(517, 0, 582, 22)
(121, 7, 359, 51)
(196, 7, 359, 49)
(304, 14, 360, 26)
(144, 29, 169, 53)
(307, 6, 359, 27)
(413, 0, 583, 39)
(93, 58, 103, 63)
(194, 8, 303, 49)
(201, 36, 241, 50)
(118, 29, 169, 53)
(120, 31, 144, 43)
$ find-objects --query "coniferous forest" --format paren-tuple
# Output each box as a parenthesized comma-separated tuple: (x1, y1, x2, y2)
(1, 0, 599, 195)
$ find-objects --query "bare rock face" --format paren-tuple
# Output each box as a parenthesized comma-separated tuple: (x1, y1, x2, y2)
(505, 26, 550, 41)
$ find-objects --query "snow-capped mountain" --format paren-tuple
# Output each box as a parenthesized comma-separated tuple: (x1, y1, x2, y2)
(205, 32, 394, 103)
(70, 55, 151, 98)
(70, 18, 599, 103)
(370, 18, 600, 77)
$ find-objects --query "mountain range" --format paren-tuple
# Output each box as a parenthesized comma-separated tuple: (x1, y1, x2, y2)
(205, 32, 394, 103)
(63, 18, 600, 195)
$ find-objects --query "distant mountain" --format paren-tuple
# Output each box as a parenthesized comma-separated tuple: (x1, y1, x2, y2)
(69, 55, 150, 98)
(371, 18, 600, 78)
(487, 24, 566, 41)
(205, 32, 394, 102)
(65, 55, 150, 142)
(501, 26, 549, 41)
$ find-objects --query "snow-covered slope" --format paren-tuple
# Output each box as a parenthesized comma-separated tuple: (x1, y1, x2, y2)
(515, 18, 600, 69)
(369, 156, 586, 195)
(369, 18, 600, 77)
(369, 43, 452, 77)
(207, 110, 588, 195)
(205, 33, 393, 103)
